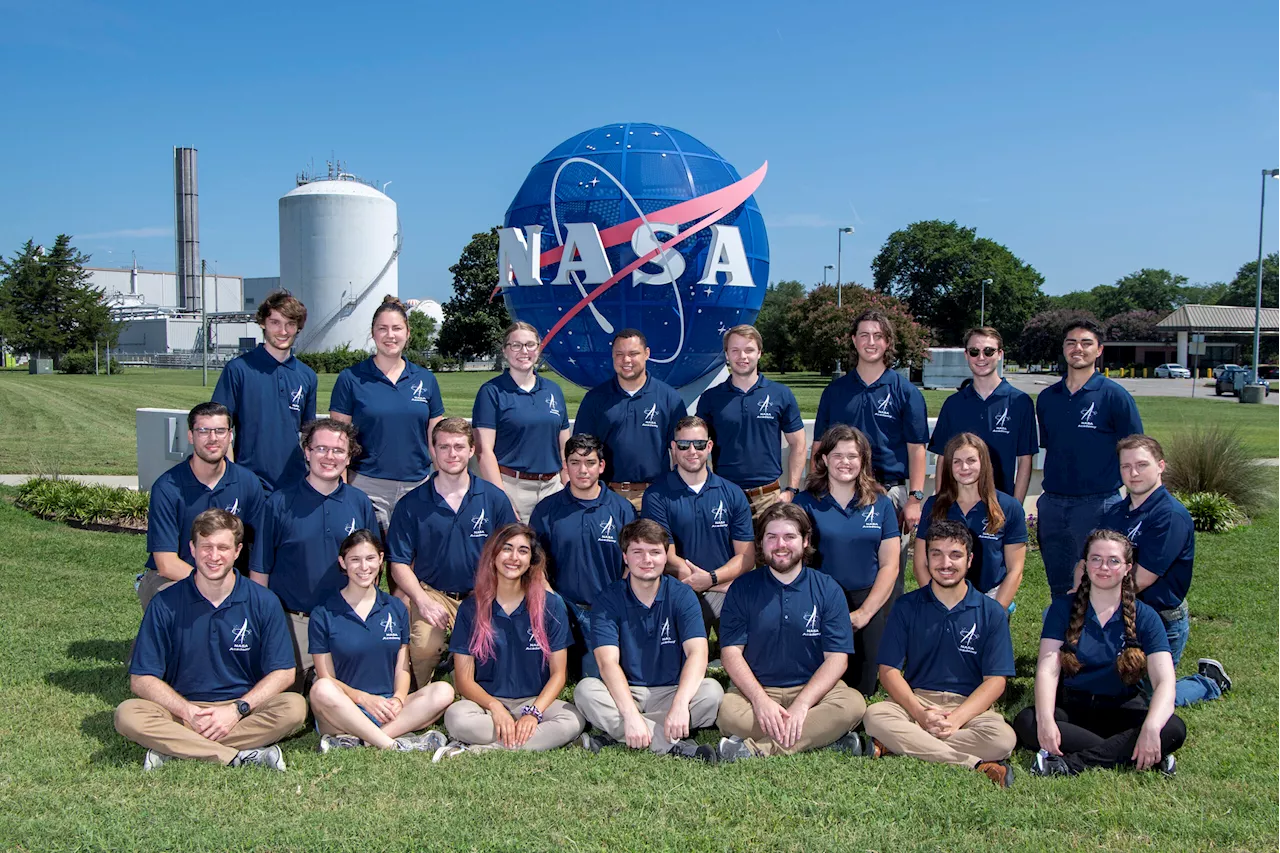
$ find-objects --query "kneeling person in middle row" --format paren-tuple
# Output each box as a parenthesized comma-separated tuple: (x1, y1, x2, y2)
(574, 519, 724, 761)
(864, 519, 1018, 788)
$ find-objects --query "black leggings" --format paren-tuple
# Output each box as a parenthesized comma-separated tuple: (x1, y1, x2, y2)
(1013, 695, 1186, 773)
(843, 585, 893, 697)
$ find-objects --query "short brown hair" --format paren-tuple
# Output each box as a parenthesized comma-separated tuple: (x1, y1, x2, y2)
(190, 508, 244, 546)
(1116, 434, 1164, 462)
(963, 326, 1004, 350)
(301, 418, 362, 460)
(432, 416, 474, 447)
(723, 324, 763, 352)
(619, 518, 670, 550)
(255, 290, 307, 329)
(850, 310, 897, 367)
(754, 502, 816, 563)
(674, 415, 709, 435)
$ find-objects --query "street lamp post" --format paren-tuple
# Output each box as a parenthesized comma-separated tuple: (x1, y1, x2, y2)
(823, 264, 833, 285)
(981, 278, 993, 326)
(835, 227, 854, 376)
(1252, 168, 1279, 384)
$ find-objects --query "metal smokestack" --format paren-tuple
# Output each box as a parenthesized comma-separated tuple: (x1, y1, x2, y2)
(174, 147, 200, 312)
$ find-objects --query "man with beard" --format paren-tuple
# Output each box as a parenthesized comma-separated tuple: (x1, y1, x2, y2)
(139, 402, 265, 611)
(862, 519, 1017, 788)
(715, 503, 865, 760)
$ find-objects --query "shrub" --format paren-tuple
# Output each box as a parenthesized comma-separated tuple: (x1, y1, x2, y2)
(16, 477, 149, 528)
(1175, 491, 1247, 533)
(1025, 513, 1039, 551)
(295, 345, 370, 374)
(1163, 424, 1270, 515)
(58, 350, 123, 375)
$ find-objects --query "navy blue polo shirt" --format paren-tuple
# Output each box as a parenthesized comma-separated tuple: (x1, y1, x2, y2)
(1098, 486, 1194, 611)
(473, 372, 570, 475)
(814, 368, 928, 482)
(386, 474, 518, 594)
(928, 380, 1038, 495)
(212, 345, 317, 493)
(1042, 596, 1169, 697)
(308, 590, 409, 699)
(1037, 372, 1143, 495)
(695, 374, 805, 488)
(640, 471, 754, 572)
(130, 573, 296, 702)
(449, 592, 571, 699)
(529, 485, 636, 607)
(878, 582, 1015, 695)
(917, 492, 1027, 594)
(720, 566, 855, 688)
(250, 480, 378, 614)
(592, 576, 707, 687)
(793, 490, 900, 591)
(573, 374, 687, 484)
(330, 358, 445, 482)
(146, 459, 265, 572)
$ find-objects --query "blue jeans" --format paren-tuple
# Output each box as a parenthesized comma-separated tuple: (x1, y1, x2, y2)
(1162, 606, 1222, 707)
(566, 600, 600, 680)
(1037, 491, 1123, 596)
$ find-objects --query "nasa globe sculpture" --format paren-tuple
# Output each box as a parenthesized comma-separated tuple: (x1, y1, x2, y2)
(497, 123, 769, 391)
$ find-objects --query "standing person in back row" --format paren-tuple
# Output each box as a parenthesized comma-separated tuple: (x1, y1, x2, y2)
(329, 296, 445, 537)
(696, 324, 807, 518)
(574, 329, 687, 511)
(473, 322, 570, 521)
(814, 310, 928, 572)
(1035, 319, 1142, 597)
(928, 327, 1038, 502)
(212, 290, 317, 494)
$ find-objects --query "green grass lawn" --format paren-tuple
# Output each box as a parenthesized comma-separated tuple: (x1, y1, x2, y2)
(1, 368, 1276, 475)
(0, 486, 1275, 851)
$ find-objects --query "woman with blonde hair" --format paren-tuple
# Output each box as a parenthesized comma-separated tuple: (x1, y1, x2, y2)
(1013, 529, 1186, 776)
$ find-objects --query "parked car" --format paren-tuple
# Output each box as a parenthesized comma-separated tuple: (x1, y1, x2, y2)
(1214, 363, 1241, 376)
(1154, 363, 1191, 379)
(1215, 365, 1271, 397)
(1259, 364, 1278, 381)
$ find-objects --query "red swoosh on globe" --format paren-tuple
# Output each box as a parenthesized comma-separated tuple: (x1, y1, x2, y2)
(489, 162, 768, 319)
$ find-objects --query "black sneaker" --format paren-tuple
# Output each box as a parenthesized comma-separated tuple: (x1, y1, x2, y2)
(976, 759, 1015, 788)
(1197, 658, 1232, 693)
(1030, 749, 1072, 777)
(1158, 754, 1177, 778)
(667, 739, 719, 763)
(828, 730, 865, 756)
(577, 732, 617, 754)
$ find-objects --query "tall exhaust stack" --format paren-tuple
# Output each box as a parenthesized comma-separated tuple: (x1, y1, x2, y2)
(174, 147, 200, 311)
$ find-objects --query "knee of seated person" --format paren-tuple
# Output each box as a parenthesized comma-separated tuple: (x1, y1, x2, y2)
(113, 699, 147, 736)
(1163, 714, 1188, 748)
(308, 677, 342, 704)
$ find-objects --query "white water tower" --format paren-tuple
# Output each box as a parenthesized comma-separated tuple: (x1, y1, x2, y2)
(279, 164, 400, 352)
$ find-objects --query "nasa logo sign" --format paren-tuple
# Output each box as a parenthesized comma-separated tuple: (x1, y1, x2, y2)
(497, 123, 769, 389)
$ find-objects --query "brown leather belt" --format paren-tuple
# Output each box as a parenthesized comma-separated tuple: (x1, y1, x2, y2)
(499, 465, 558, 482)
(608, 481, 650, 494)
(743, 480, 782, 498)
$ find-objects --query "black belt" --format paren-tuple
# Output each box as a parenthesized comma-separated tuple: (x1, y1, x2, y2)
(878, 476, 906, 487)
(283, 607, 309, 618)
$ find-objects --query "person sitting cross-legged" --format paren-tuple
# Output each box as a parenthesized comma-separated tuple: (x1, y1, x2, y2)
(862, 519, 1018, 788)
(114, 509, 306, 771)
(573, 519, 724, 762)
(307, 529, 454, 754)
(715, 503, 866, 760)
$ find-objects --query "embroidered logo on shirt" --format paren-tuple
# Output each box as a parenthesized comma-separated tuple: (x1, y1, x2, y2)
(1078, 402, 1097, 430)
(978, 517, 1001, 541)
(1126, 520, 1143, 542)
(711, 500, 728, 528)
(862, 504, 879, 529)
(642, 403, 660, 428)
(345, 518, 357, 537)
(289, 385, 304, 412)
(992, 406, 1011, 435)
(224, 498, 240, 516)
(802, 605, 821, 637)
(547, 394, 561, 417)
(873, 390, 895, 419)
(381, 613, 398, 640)
(659, 617, 676, 646)
(525, 627, 543, 652)
(958, 623, 979, 655)
(598, 516, 618, 543)
(410, 380, 430, 403)
(471, 508, 489, 538)
(756, 394, 775, 420)
(229, 618, 253, 652)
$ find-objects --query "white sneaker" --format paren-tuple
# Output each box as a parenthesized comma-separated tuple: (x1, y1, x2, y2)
(142, 749, 174, 771)
(431, 741, 470, 763)
(318, 734, 363, 753)
(233, 744, 286, 771)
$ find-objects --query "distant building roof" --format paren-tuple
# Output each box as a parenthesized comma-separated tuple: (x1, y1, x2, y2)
(1156, 304, 1279, 332)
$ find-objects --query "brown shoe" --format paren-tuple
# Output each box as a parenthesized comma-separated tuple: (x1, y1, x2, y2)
(867, 737, 888, 760)
(976, 760, 1015, 788)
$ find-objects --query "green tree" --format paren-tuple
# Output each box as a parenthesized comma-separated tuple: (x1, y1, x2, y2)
(0, 236, 118, 365)
(436, 229, 509, 361)
(1104, 309, 1167, 342)
(1093, 269, 1186, 318)
(754, 279, 805, 373)
(788, 284, 930, 374)
(406, 309, 438, 357)
(1016, 308, 1099, 366)
(1179, 281, 1228, 306)
(871, 220, 1045, 348)
(1045, 289, 1101, 314)
(1217, 253, 1278, 308)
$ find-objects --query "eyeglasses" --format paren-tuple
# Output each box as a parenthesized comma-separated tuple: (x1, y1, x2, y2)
(967, 347, 998, 358)
(193, 427, 230, 438)
(1086, 555, 1126, 567)
(505, 341, 539, 352)
(674, 439, 709, 451)
(309, 446, 349, 458)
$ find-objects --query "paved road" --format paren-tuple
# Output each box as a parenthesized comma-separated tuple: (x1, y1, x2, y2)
(1004, 373, 1278, 404)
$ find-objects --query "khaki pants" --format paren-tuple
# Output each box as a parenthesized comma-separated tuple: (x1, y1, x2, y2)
(717, 682, 866, 756)
(443, 696, 585, 751)
(114, 694, 307, 765)
(745, 485, 781, 520)
(286, 612, 312, 691)
(608, 484, 647, 513)
(407, 583, 462, 687)
(136, 569, 177, 612)
(500, 473, 564, 522)
(348, 472, 428, 538)
(573, 677, 724, 753)
(862, 689, 1017, 767)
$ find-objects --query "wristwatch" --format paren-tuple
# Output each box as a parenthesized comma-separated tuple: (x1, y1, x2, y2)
(781, 486, 798, 495)
(908, 490, 925, 502)
(235, 700, 251, 718)
(709, 569, 720, 586)
(519, 704, 544, 723)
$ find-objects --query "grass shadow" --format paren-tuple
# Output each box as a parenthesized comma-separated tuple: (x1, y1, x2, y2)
(67, 638, 132, 664)
(79, 709, 139, 766)
(47, 664, 131, 706)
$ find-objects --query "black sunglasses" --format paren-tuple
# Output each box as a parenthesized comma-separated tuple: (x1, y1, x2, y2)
(674, 439, 709, 451)
(967, 347, 999, 358)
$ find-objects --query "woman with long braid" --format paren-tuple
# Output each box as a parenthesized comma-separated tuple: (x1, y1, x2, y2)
(1013, 529, 1186, 776)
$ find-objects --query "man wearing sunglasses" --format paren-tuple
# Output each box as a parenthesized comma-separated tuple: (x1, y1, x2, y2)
(640, 416, 755, 634)
(928, 328, 1038, 502)
(139, 402, 266, 611)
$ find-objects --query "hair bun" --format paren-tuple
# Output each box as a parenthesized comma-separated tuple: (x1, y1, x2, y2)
(381, 294, 402, 306)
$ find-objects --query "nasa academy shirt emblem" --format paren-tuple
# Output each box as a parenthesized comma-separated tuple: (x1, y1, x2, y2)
(756, 394, 774, 420)
(410, 379, 431, 404)
(597, 515, 618, 544)
(381, 613, 399, 641)
(229, 618, 253, 652)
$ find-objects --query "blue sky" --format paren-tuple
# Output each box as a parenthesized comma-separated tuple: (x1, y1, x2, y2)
(1, 0, 1275, 303)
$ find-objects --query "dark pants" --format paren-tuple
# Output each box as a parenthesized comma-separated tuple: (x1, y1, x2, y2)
(1037, 491, 1124, 596)
(565, 600, 600, 680)
(1013, 693, 1186, 774)
(844, 586, 892, 697)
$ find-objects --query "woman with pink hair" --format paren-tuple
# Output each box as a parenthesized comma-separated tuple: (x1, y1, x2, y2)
(433, 523, 585, 760)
